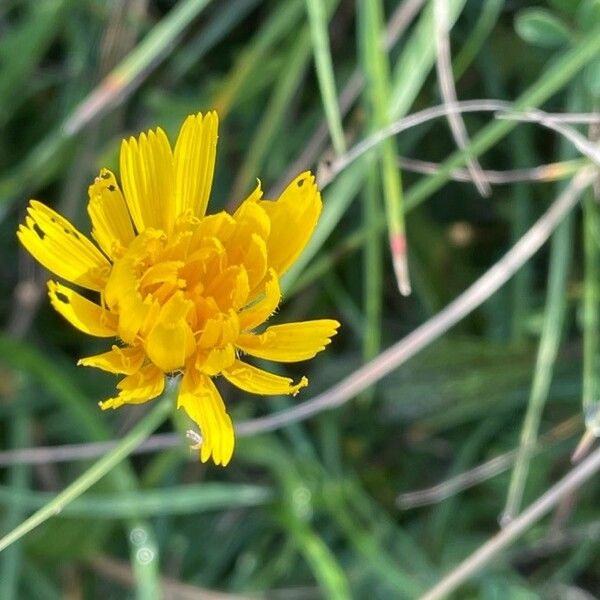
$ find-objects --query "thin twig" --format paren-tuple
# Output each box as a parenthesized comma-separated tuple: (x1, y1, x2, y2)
(433, 0, 490, 196)
(384, 0, 427, 47)
(0, 434, 180, 467)
(419, 443, 600, 600)
(0, 170, 593, 468)
(397, 416, 580, 509)
(321, 100, 600, 188)
(497, 109, 600, 166)
(397, 156, 583, 184)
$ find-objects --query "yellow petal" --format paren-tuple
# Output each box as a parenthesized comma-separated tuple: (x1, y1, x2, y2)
(236, 319, 340, 362)
(48, 280, 117, 337)
(188, 211, 236, 246)
(145, 292, 196, 372)
(236, 178, 263, 204)
(227, 232, 267, 293)
(222, 359, 307, 395)
(204, 265, 250, 312)
(87, 168, 135, 258)
(228, 189, 270, 290)
(233, 183, 270, 239)
(179, 240, 226, 297)
(99, 364, 164, 409)
(173, 111, 219, 220)
(78, 345, 145, 375)
(119, 295, 154, 346)
(120, 127, 174, 233)
(18, 201, 110, 291)
(104, 230, 163, 344)
(238, 269, 281, 330)
(178, 368, 234, 466)
(259, 172, 321, 276)
(196, 344, 236, 376)
(139, 261, 184, 290)
(197, 309, 240, 349)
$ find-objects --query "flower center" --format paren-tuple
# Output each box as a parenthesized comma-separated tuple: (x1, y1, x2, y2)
(103, 218, 251, 373)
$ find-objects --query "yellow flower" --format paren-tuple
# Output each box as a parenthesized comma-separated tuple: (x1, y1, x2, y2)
(18, 111, 340, 466)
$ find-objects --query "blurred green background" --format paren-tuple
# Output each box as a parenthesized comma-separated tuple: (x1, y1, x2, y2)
(1, 0, 600, 597)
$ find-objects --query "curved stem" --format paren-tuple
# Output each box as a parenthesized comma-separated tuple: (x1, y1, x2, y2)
(0, 394, 172, 553)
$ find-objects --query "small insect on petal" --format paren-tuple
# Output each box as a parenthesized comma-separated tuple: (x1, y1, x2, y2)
(186, 429, 203, 451)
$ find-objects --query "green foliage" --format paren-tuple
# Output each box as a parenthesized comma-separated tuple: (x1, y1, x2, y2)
(514, 8, 572, 48)
(0, 1, 599, 598)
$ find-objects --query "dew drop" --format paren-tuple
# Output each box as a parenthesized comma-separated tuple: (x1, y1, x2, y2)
(130, 527, 147, 545)
(136, 547, 155, 564)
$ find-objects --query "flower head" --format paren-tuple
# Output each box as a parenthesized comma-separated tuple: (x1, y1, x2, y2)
(18, 112, 340, 466)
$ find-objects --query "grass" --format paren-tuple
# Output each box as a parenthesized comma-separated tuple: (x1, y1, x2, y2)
(1, 1, 600, 598)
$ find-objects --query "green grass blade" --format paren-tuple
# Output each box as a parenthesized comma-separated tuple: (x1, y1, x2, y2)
(305, 0, 346, 156)
(0, 394, 172, 553)
(284, 19, 600, 296)
(65, 0, 214, 134)
(361, 163, 383, 371)
(0, 336, 163, 595)
(0, 484, 273, 518)
(282, 0, 467, 291)
(389, 0, 467, 119)
(0, 0, 213, 206)
(582, 190, 600, 429)
(280, 508, 351, 600)
(502, 215, 573, 523)
(360, 0, 410, 295)
(242, 439, 351, 597)
(167, 0, 261, 82)
(453, 0, 504, 80)
(212, 0, 305, 116)
(510, 128, 536, 341)
(230, 26, 313, 200)
(324, 489, 424, 596)
(357, 0, 389, 358)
